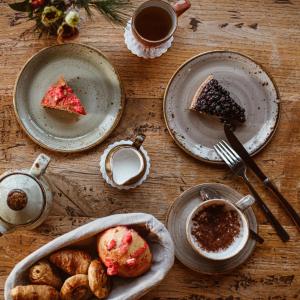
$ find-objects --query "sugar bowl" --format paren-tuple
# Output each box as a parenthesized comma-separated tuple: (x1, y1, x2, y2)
(0, 154, 53, 235)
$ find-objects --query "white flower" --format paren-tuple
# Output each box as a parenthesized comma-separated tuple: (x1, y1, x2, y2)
(65, 10, 80, 27)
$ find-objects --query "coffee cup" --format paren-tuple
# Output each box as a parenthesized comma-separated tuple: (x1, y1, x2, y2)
(105, 134, 147, 186)
(186, 195, 255, 260)
(131, 0, 191, 47)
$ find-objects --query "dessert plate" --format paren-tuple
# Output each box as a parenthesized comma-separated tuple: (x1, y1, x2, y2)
(166, 183, 257, 274)
(14, 43, 125, 152)
(164, 51, 280, 163)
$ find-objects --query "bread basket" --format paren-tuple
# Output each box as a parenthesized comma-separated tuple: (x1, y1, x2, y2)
(5, 213, 175, 300)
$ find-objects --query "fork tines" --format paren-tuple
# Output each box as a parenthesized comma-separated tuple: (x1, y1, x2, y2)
(214, 140, 242, 167)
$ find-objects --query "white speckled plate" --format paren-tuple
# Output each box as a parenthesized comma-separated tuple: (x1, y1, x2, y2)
(14, 43, 125, 152)
(164, 51, 280, 163)
(166, 183, 257, 274)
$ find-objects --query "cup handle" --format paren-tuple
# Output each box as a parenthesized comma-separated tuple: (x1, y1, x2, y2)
(235, 195, 255, 211)
(173, 0, 191, 17)
(132, 134, 146, 150)
(30, 154, 51, 179)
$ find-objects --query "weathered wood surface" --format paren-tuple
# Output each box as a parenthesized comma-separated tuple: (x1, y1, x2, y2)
(0, 0, 300, 299)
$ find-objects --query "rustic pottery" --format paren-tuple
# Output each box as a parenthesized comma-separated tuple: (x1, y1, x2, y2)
(166, 183, 258, 274)
(164, 51, 280, 163)
(13, 43, 125, 153)
(100, 134, 151, 189)
(105, 134, 146, 186)
(186, 195, 255, 261)
(0, 154, 52, 235)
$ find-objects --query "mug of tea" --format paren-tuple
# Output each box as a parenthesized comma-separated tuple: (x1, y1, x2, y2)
(100, 134, 151, 189)
(124, 0, 191, 58)
(186, 195, 255, 260)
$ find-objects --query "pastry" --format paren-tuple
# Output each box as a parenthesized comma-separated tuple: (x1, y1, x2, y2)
(97, 226, 152, 278)
(41, 76, 86, 115)
(88, 259, 110, 299)
(49, 249, 91, 275)
(60, 274, 93, 300)
(190, 75, 246, 129)
(10, 285, 60, 300)
(28, 259, 62, 289)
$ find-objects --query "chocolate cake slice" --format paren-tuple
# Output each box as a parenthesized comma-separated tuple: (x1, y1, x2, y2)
(190, 75, 246, 129)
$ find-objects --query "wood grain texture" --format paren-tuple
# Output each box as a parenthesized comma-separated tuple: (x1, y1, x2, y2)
(0, 0, 299, 299)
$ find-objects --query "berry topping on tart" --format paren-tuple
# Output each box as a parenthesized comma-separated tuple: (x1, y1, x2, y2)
(41, 76, 86, 115)
(190, 75, 245, 129)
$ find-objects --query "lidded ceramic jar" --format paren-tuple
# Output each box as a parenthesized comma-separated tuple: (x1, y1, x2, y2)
(0, 154, 52, 235)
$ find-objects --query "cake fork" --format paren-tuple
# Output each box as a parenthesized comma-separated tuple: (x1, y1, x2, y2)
(214, 140, 289, 242)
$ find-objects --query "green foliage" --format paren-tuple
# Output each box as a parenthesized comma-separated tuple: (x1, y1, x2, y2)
(9, 0, 30, 12)
(89, 0, 131, 24)
(9, 0, 131, 27)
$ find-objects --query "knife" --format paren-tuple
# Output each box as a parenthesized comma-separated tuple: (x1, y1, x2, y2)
(224, 124, 300, 232)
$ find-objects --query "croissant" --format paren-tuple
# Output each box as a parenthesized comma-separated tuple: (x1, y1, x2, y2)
(49, 249, 91, 275)
(60, 274, 93, 300)
(10, 285, 60, 300)
(88, 260, 110, 299)
(28, 259, 62, 289)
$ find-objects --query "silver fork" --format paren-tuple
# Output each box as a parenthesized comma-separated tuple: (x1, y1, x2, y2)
(214, 140, 289, 242)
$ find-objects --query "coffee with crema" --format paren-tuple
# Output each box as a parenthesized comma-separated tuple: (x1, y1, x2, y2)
(191, 203, 241, 252)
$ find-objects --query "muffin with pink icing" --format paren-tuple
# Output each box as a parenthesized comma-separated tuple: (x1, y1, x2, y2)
(97, 226, 152, 278)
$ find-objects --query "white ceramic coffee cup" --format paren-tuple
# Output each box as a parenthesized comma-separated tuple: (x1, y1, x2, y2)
(186, 195, 255, 261)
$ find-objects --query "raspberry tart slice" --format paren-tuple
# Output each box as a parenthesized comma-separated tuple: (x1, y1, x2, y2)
(190, 75, 245, 129)
(41, 77, 86, 115)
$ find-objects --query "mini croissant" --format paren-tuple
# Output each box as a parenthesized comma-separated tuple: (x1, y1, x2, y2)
(28, 259, 62, 289)
(60, 274, 93, 300)
(49, 249, 91, 275)
(88, 259, 110, 299)
(11, 285, 60, 300)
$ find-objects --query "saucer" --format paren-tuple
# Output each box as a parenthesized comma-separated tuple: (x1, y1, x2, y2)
(14, 43, 125, 152)
(166, 183, 257, 274)
(164, 51, 280, 163)
(124, 19, 174, 59)
(100, 140, 151, 190)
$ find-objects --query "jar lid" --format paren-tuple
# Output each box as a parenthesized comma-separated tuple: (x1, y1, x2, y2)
(0, 172, 45, 226)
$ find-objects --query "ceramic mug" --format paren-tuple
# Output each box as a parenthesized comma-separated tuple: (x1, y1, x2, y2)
(186, 195, 255, 261)
(132, 0, 191, 47)
(105, 134, 147, 186)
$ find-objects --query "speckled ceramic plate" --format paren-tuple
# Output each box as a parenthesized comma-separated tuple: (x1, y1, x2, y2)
(14, 43, 125, 152)
(166, 183, 257, 274)
(164, 51, 280, 163)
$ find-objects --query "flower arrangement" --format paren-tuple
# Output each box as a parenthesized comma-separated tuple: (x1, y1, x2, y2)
(9, 0, 131, 41)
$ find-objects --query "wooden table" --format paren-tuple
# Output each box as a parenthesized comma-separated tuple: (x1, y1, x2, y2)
(1, 0, 300, 298)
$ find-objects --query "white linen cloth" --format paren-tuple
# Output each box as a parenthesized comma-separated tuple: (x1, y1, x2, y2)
(5, 213, 175, 300)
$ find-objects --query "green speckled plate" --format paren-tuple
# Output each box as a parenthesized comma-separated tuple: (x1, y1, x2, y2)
(14, 43, 125, 152)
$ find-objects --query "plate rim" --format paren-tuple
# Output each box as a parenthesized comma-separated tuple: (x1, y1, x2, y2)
(163, 50, 281, 164)
(13, 42, 126, 153)
(165, 182, 258, 274)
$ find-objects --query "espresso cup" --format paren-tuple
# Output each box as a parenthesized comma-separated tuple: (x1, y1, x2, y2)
(105, 134, 146, 186)
(132, 0, 191, 47)
(186, 195, 255, 261)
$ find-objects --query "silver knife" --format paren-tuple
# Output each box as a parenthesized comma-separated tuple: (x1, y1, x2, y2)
(224, 124, 300, 231)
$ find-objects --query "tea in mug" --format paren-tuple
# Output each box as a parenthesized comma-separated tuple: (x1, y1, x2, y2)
(134, 6, 173, 41)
